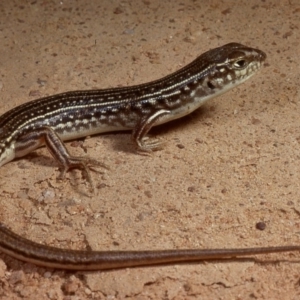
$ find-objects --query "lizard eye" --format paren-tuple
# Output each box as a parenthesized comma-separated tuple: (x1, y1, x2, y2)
(233, 59, 247, 69)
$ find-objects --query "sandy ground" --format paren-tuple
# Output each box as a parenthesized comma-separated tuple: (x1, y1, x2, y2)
(0, 0, 300, 299)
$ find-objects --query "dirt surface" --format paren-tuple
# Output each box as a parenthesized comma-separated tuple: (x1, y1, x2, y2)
(0, 0, 300, 299)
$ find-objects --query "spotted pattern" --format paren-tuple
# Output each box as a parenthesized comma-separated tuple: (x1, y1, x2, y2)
(0, 43, 266, 166)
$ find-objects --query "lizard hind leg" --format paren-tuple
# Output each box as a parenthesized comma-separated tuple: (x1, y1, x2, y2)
(15, 126, 108, 191)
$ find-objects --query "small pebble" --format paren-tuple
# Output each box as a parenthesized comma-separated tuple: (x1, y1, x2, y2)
(256, 221, 266, 231)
